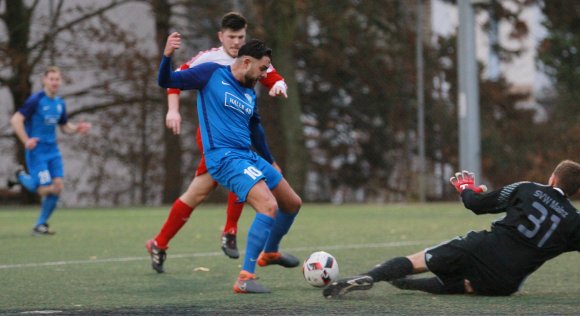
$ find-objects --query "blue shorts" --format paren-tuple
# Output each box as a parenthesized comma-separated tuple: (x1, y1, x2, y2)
(205, 148, 282, 202)
(25, 143, 64, 187)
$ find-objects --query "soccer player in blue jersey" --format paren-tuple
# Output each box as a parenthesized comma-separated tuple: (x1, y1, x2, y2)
(10, 66, 91, 236)
(158, 33, 301, 293)
(145, 13, 288, 273)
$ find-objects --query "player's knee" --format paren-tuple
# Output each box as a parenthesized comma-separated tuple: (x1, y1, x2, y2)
(278, 193, 302, 214)
(185, 175, 215, 204)
(287, 195, 302, 213)
(406, 251, 428, 273)
(264, 200, 279, 217)
(181, 191, 205, 206)
(38, 185, 60, 196)
(53, 183, 63, 195)
(254, 196, 278, 217)
(191, 191, 209, 204)
(49, 178, 64, 195)
(37, 187, 50, 197)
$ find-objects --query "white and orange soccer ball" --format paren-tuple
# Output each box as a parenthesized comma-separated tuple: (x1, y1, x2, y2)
(302, 251, 339, 287)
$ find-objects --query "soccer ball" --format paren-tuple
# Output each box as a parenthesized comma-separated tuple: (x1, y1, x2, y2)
(302, 251, 339, 287)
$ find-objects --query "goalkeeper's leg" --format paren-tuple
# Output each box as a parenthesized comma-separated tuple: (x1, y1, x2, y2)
(390, 277, 466, 294)
(362, 257, 414, 282)
(362, 251, 428, 282)
(324, 255, 418, 299)
(325, 251, 444, 298)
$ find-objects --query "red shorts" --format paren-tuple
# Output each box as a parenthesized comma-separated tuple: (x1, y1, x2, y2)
(195, 127, 210, 177)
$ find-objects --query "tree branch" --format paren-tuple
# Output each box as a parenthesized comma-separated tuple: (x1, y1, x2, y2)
(66, 96, 163, 119)
(28, 0, 41, 13)
(0, 94, 162, 139)
(28, 0, 131, 66)
(51, 0, 65, 30)
(0, 133, 16, 140)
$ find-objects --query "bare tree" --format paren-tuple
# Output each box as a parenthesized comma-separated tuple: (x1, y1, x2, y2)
(0, 1, 182, 206)
(149, 0, 185, 204)
(0, 0, 135, 203)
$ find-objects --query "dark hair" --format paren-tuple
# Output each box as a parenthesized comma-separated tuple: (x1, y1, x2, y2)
(237, 39, 272, 60)
(553, 160, 580, 196)
(221, 12, 247, 31)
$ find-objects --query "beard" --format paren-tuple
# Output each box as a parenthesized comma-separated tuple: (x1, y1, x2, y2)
(240, 74, 259, 88)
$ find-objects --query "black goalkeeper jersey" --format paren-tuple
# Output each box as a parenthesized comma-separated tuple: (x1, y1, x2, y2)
(459, 182, 580, 288)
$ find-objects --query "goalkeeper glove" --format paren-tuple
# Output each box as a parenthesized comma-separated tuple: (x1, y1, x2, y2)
(450, 170, 487, 194)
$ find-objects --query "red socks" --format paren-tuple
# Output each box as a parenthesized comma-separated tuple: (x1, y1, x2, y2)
(223, 192, 244, 234)
(155, 199, 194, 249)
(155, 193, 244, 250)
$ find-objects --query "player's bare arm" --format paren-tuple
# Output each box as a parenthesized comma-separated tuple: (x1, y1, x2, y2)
(162, 32, 183, 134)
(10, 112, 39, 149)
(61, 121, 91, 135)
(166, 93, 182, 135)
(165, 62, 191, 135)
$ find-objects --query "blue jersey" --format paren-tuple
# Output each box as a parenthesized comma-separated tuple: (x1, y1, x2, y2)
(158, 56, 257, 152)
(18, 91, 68, 144)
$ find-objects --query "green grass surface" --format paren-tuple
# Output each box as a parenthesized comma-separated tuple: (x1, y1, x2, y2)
(1, 203, 580, 315)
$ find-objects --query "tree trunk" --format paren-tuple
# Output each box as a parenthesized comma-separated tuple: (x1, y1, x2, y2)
(152, 0, 183, 204)
(267, 0, 307, 194)
(5, 0, 37, 203)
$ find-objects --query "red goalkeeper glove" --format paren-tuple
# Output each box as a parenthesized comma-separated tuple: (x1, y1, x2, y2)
(450, 170, 487, 194)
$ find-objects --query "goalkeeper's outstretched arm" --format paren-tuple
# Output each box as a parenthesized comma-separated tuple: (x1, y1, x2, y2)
(460, 188, 507, 215)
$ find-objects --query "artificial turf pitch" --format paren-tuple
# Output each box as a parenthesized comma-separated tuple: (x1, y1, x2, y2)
(1, 203, 580, 315)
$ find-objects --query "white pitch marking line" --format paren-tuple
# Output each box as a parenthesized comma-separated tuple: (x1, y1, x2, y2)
(0, 240, 429, 270)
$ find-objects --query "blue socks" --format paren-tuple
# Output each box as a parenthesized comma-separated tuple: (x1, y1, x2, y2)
(36, 195, 59, 226)
(263, 210, 298, 253)
(18, 172, 38, 193)
(242, 213, 274, 273)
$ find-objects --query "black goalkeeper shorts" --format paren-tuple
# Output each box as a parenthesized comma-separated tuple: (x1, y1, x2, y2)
(424, 232, 518, 296)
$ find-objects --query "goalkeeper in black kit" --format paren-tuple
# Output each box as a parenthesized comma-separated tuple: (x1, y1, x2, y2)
(324, 160, 580, 298)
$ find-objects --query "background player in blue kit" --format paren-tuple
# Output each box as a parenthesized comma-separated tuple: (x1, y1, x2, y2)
(158, 33, 302, 293)
(323, 160, 580, 298)
(10, 66, 91, 236)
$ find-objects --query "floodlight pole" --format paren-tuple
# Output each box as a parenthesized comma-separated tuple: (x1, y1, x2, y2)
(457, 0, 482, 177)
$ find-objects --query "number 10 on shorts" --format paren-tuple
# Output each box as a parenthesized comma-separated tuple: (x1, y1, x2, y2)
(244, 166, 263, 180)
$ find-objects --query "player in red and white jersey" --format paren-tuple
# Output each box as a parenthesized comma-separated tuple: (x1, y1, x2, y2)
(146, 12, 289, 274)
